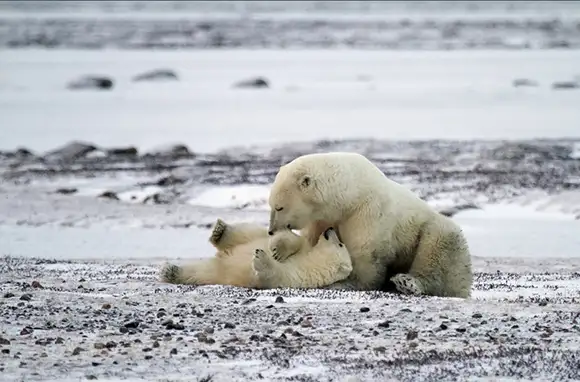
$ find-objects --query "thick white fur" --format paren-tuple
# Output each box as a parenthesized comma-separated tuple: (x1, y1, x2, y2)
(267, 152, 473, 298)
(160, 219, 352, 289)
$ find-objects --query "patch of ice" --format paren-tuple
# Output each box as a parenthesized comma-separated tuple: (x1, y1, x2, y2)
(455, 203, 575, 221)
(188, 185, 271, 210)
(116, 185, 163, 203)
(571, 142, 580, 159)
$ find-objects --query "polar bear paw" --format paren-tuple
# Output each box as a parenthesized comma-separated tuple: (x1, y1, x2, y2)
(209, 218, 227, 246)
(252, 249, 275, 277)
(391, 274, 424, 296)
(160, 263, 181, 284)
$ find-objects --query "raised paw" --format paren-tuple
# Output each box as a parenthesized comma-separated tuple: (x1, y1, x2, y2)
(252, 249, 274, 276)
(160, 263, 181, 284)
(270, 246, 292, 262)
(209, 218, 227, 246)
(391, 274, 424, 296)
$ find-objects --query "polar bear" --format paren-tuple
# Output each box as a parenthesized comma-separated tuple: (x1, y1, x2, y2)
(160, 219, 352, 289)
(267, 152, 473, 298)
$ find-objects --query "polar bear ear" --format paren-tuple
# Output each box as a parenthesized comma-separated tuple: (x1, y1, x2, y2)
(299, 175, 311, 189)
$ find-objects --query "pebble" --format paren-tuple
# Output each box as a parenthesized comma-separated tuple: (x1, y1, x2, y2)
(101, 303, 111, 310)
(31, 281, 43, 289)
(3, 292, 15, 298)
(20, 327, 33, 335)
(406, 330, 418, 340)
(275, 296, 285, 303)
(377, 321, 391, 328)
(20, 294, 32, 301)
(360, 307, 370, 313)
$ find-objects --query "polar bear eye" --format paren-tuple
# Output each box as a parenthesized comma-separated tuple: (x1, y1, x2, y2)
(275, 207, 284, 212)
(339, 244, 344, 248)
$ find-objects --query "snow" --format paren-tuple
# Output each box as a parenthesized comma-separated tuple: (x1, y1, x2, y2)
(188, 185, 271, 210)
(1, 49, 580, 153)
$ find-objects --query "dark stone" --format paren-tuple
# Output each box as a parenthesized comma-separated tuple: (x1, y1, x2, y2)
(233, 77, 270, 89)
(55, 188, 78, 195)
(67, 75, 114, 90)
(98, 191, 120, 201)
(106, 147, 138, 157)
(360, 307, 370, 313)
(438, 203, 480, 217)
(275, 296, 285, 304)
(133, 69, 178, 82)
(552, 81, 579, 90)
(45, 141, 98, 161)
(406, 330, 418, 340)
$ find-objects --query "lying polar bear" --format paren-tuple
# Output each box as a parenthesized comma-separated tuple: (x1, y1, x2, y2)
(160, 218, 352, 289)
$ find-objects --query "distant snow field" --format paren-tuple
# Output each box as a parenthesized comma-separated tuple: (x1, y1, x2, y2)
(1, 49, 580, 153)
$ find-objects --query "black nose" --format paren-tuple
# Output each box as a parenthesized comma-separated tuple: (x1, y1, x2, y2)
(268, 231, 274, 236)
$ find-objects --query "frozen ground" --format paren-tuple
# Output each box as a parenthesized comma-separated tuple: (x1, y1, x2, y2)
(1, 44, 580, 380)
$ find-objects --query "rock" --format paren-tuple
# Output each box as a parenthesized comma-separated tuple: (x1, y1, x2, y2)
(45, 141, 99, 162)
(101, 303, 111, 310)
(512, 78, 539, 87)
(439, 323, 448, 330)
(98, 191, 120, 201)
(377, 321, 391, 328)
(170, 348, 178, 355)
(106, 147, 138, 157)
(4, 292, 15, 298)
(233, 77, 270, 89)
(94, 342, 105, 350)
(142, 193, 171, 205)
(55, 188, 78, 195)
(133, 69, 179, 82)
(20, 293, 32, 301)
(406, 330, 418, 341)
(438, 203, 480, 217)
(359, 307, 370, 313)
(124, 321, 140, 329)
(0, 337, 10, 345)
(20, 327, 33, 335)
(552, 81, 579, 90)
(275, 296, 285, 304)
(31, 281, 43, 289)
(156, 175, 187, 187)
(67, 75, 114, 90)
(144, 144, 193, 159)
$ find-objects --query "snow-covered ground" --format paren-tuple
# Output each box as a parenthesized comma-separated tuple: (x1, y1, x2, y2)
(1, 18, 580, 379)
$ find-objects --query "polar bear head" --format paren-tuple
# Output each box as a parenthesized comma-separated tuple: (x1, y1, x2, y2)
(267, 152, 370, 235)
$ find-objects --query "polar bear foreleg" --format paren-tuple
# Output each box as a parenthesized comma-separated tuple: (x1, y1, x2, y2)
(209, 218, 268, 252)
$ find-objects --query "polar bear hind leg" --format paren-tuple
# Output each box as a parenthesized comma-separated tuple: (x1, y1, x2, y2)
(209, 219, 268, 252)
(391, 273, 423, 296)
(393, 220, 472, 298)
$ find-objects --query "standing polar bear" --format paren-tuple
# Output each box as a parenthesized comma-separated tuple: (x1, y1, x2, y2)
(160, 219, 352, 289)
(267, 152, 473, 298)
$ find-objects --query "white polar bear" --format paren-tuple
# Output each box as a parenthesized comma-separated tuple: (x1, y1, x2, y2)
(160, 219, 352, 289)
(267, 152, 473, 298)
